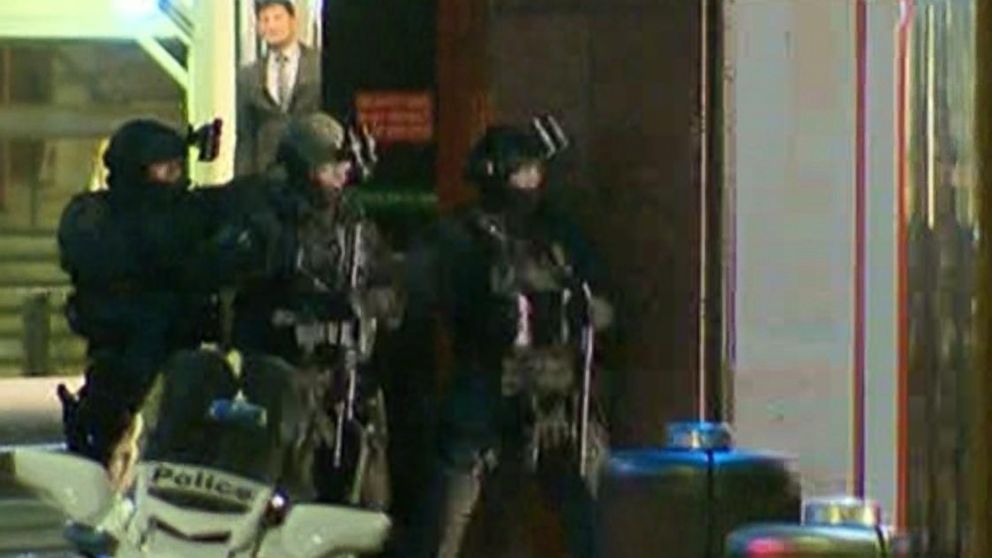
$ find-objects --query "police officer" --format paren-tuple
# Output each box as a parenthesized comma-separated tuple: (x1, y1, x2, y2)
(225, 112, 400, 507)
(57, 119, 218, 469)
(407, 123, 611, 558)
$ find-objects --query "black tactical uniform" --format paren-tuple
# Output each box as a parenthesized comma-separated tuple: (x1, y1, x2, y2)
(57, 119, 218, 465)
(408, 125, 611, 558)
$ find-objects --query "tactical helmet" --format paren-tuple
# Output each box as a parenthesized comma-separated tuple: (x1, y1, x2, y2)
(103, 119, 187, 191)
(465, 118, 569, 217)
(464, 126, 546, 187)
(465, 116, 568, 188)
(275, 112, 347, 177)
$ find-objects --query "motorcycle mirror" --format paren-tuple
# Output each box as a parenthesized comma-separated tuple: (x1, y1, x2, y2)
(8, 448, 116, 525)
(257, 503, 391, 558)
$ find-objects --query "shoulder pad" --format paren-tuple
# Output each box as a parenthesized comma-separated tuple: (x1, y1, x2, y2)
(60, 192, 110, 232)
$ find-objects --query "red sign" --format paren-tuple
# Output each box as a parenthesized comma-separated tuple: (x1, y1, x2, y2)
(356, 91, 434, 143)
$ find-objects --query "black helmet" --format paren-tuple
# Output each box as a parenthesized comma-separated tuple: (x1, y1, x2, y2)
(103, 119, 187, 192)
(464, 126, 545, 187)
(464, 115, 569, 187)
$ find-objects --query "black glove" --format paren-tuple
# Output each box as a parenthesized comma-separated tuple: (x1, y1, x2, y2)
(211, 207, 289, 280)
(211, 210, 295, 280)
(214, 225, 259, 273)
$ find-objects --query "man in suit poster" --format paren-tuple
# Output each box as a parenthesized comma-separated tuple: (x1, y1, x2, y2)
(236, 0, 322, 176)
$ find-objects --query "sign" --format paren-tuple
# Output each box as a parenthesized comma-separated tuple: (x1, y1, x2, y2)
(356, 91, 434, 143)
(148, 462, 260, 506)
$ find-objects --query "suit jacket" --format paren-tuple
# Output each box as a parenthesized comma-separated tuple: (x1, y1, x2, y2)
(235, 44, 322, 176)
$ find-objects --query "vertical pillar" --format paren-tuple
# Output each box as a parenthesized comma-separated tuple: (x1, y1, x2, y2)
(968, 0, 992, 554)
(700, 0, 726, 421)
(189, 0, 236, 185)
(435, 0, 488, 211)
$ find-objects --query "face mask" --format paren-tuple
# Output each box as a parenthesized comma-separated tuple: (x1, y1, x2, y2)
(137, 179, 186, 208)
(147, 163, 189, 192)
(504, 188, 541, 217)
(148, 174, 189, 191)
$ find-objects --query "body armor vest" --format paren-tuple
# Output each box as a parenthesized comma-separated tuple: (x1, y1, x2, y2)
(273, 208, 376, 361)
(475, 213, 584, 397)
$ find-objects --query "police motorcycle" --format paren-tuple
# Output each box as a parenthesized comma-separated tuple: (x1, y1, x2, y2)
(2, 120, 390, 558)
(4, 349, 390, 558)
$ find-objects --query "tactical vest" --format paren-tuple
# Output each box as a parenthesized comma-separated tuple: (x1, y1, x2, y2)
(474, 213, 585, 396)
(295, 209, 363, 294)
(273, 208, 377, 360)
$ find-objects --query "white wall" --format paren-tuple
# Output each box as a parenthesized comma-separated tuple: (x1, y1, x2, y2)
(728, 0, 900, 516)
(864, 0, 899, 524)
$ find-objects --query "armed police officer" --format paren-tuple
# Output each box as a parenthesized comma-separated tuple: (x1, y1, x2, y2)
(222, 112, 401, 508)
(408, 120, 612, 558)
(57, 119, 220, 472)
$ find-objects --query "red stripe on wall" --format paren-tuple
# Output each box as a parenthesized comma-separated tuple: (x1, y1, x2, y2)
(853, 0, 868, 499)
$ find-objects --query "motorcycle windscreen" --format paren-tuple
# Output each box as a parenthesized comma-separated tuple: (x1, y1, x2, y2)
(141, 349, 301, 488)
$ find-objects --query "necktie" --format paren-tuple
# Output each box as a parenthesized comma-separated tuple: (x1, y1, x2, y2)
(277, 53, 292, 111)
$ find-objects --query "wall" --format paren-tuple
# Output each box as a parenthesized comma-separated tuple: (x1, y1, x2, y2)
(729, 0, 900, 515)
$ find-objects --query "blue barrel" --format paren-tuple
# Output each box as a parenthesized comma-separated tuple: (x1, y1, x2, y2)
(726, 497, 897, 557)
(600, 422, 801, 558)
